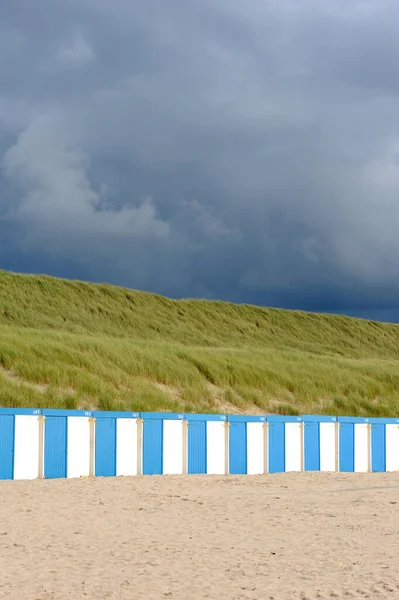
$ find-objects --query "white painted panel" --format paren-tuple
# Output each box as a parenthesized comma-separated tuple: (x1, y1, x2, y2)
(386, 424, 399, 472)
(116, 418, 138, 476)
(247, 422, 265, 474)
(354, 423, 369, 473)
(67, 416, 91, 478)
(320, 422, 336, 472)
(206, 421, 226, 474)
(14, 415, 40, 480)
(285, 422, 302, 472)
(163, 420, 184, 475)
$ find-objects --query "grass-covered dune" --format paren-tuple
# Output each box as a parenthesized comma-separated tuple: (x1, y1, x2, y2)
(1, 269, 399, 417)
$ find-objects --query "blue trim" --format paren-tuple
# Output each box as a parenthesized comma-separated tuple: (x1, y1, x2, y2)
(184, 413, 227, 421)
(0, 408, 41, 416)
(371, 422, 386, 472)
(143, 418, 163, 474)
(304, 422, 320, 471)
(302, 415, 336, 423)
(95, 416, 117, 477)
(267, 415, 302, 423)
(338, 416, 370, 423)
(369, 418, 399, 424)
(141, 412, 184, 420)
(0, 414, 15, 480)
(93, 411, 139, 419)
(0, 408, 397, 421)
(42, 409, 92, 417)
(1, 408, 396, 422)
(339, 422, 355, 472)
(227, 415, 265, 422)
(229, 421, 247, 474)
(187, 418, 207, 474)
(44, 415, 68, 479)
(268, 421, 285, 472)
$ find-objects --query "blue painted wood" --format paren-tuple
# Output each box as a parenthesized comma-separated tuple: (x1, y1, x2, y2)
(95, 417, 116, 477)
(42, 409, 91, 417)
(44, 416, 67, 479)
(302, 415, 336, 423)
(0, 415, 14, 480)
(304, 421, 320, 471)
(187, 419, 206, 474)
(267, 415, 302, 423)
(339, 422, 354, 472)
(143, 418, 163, 475)
(268, 422, 285, 473)
(184, 414, 226, 422)
(371, 423, 386, 472)
(93, 411, 139, 419)
(229, 421, 247, 474)
(338, 417, 369, 423)
(228, 415, 266, 422)
(141, 412, 184, 420)
(0, 408, 41, 416)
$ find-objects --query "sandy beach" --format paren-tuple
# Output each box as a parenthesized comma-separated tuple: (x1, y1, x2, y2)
(0, 472, 398, 599)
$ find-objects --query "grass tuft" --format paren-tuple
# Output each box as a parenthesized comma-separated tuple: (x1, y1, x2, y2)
(1, 269, 399, 416)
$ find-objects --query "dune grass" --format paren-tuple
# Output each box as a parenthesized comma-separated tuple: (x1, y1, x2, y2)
(1, 269, 399, 416)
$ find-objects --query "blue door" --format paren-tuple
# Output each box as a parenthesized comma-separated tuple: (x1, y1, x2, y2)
(339, 423, 354, 472)
(229, 422, 246, 474)
(371, 423, 385, 472)
(268, 422, 285, 473)
(44, 416, 67, 479)
(143, 419, 163, 475)
(304, 422, 320, 471)
(188, 420, 206, 474)
(0, 415, 14, 480)
(95, 417, 116, 477)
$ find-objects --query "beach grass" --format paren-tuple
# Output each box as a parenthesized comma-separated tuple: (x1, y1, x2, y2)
(1, 269, 399, 416)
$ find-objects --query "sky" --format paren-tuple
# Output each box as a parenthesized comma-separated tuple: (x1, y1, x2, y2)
(1, 0, 399, 321)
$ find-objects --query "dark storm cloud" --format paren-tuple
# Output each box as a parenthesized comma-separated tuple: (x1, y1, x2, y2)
(1, 0, 399, 318)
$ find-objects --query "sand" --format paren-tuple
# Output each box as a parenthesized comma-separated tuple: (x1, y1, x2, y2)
(0, 473, 398, 599)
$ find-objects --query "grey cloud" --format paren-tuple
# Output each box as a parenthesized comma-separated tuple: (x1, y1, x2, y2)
(1, 0, 399, 317)
(42, 30, 95, 71)
(3, 115, 170, 258)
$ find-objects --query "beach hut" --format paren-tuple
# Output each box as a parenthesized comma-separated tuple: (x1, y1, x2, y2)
(43, 409, 92, 479)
